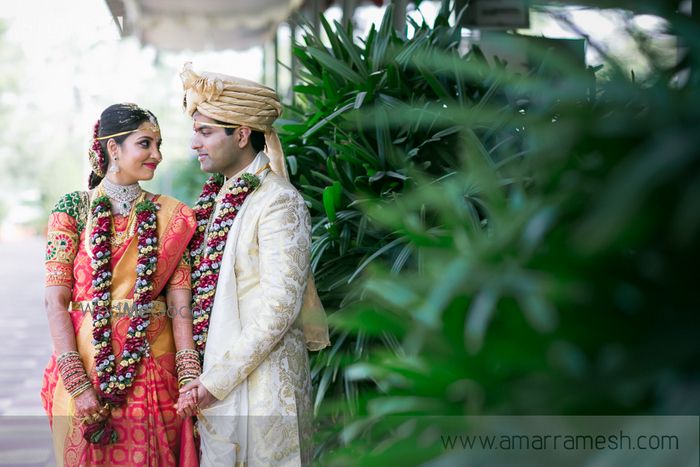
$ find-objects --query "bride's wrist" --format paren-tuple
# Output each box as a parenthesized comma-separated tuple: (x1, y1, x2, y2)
(176, 349, 201, 388)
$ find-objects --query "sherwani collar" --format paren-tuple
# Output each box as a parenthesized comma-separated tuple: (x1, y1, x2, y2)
(216, 151, 271, 200)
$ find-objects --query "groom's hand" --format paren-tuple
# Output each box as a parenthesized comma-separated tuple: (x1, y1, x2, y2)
(175, 387, 198, 418)
(179, 378, 216, 414)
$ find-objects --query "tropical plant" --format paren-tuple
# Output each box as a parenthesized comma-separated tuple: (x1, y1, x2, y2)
(282, 0, 700, 464)
(280, 2, 536, 423)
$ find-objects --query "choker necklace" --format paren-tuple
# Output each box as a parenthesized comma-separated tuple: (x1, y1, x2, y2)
(101, 178, 143, 216)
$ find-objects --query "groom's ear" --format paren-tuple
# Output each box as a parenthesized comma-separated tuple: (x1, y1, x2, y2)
(237, 126, 252, 149)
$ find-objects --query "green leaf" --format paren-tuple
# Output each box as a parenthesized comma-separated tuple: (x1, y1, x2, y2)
(293, 84, 322, 96)
(314, 366, 334, 415)
(354, 91, 368, 109)
(286, 155, 298, 176)
(370, 5, 395, 73)
(339, 223, 352, 256)
(416, 63, 452, 101)
(332, 181, 342, 208)
(464, 286, 499, 354)
(333, 20, 369, 79)
(323, 186, 337, 222)
(414, 258, 470, 328)
(518, 293, 558, 334)
(321, 71, 339, 101)
(307, 48, 364, 84)
(302, 101, 355, 139)
(365, 277, 420, 310)
(348, 237, 406, 283)
(310, 235, 331, 272)
(320, 14, 346, 62)
(391, 243, 413, 274)
(302, 145, 328, 161)
(356, 214, 368, 246)
(311, 170, 337, 186)
(326, 156, 339, 181)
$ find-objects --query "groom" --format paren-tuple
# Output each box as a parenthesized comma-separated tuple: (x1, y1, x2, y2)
(176, 63, 329, 466)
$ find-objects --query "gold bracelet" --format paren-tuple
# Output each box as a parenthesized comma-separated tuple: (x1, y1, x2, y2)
(70, 380, 93, 399)
(57, 350, 81, 363)
(178, 377, 196, 389)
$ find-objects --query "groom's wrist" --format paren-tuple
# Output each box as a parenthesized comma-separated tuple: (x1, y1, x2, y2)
(199, 370, 229, 401)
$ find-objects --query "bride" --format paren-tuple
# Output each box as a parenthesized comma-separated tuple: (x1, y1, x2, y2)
(41, 103, 200, 466)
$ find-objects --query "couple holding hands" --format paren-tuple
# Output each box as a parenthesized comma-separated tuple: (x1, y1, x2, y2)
(41, 63, 329, 466)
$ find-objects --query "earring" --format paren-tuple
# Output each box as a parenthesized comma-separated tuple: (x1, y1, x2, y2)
(109, 157, 120, 173)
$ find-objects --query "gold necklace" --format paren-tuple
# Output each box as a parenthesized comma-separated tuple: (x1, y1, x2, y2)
(90, 185, 145, 248)
(84, 189, 145, 259)
(111, 192, 146, 248)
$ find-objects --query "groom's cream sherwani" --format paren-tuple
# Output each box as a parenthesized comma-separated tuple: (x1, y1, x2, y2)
(197, 152, 314, 466)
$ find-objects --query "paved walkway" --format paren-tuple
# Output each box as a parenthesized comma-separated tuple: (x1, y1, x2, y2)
(0, 238, 55, 466)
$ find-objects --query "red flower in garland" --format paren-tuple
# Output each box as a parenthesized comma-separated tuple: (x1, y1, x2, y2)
(189, 172, 262, 361)
(85, 195, 158, 445)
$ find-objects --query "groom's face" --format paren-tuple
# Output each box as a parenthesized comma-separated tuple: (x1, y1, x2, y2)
(191, 112, 240, 175)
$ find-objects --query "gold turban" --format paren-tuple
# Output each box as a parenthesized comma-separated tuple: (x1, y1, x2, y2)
(181, 62, 289, 178)
(181, 62, 329, 351)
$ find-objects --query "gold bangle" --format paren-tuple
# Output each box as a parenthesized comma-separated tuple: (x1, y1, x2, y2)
(70, 381, 92, 399)
(178, 377, 195, 389)
(57, 351, 81, 363)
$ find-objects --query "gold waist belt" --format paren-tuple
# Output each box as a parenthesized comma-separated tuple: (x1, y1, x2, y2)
(70, 299, 167, 317)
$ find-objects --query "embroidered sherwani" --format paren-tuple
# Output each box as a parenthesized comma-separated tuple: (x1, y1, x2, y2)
(197, 153, 314, 466)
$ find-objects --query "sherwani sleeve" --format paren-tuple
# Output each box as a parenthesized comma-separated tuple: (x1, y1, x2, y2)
(200, 189, 312, 400)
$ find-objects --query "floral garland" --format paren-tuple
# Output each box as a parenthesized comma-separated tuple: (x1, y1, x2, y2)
(189, 172, 261, 361)
(85, 194, 158, 445)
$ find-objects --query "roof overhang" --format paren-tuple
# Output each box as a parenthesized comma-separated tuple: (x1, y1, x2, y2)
(105, 0, 304, 51)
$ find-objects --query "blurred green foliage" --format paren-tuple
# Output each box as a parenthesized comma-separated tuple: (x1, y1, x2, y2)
(167, 155, 207, 205)
(280, 0, 700, 464)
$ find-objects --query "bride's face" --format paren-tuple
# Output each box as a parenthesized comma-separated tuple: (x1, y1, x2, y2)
(106, 121, 163, 184)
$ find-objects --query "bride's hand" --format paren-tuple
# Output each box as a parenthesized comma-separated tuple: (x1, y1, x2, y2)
(175, 388, 198, 418)
(178, 378, 216, 415)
